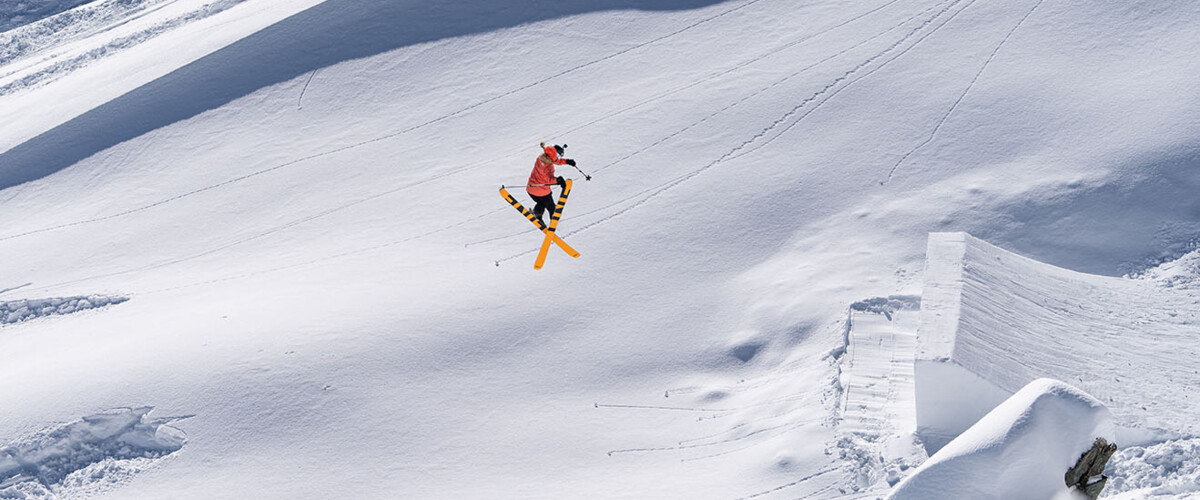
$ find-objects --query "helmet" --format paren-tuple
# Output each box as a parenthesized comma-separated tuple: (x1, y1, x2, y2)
(542, 143, 566, 161)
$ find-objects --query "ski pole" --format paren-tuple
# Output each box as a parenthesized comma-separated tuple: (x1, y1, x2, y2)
(502, 183, 558, 189)
(568, 163, 592, 181)
(542, 142, 591, 180)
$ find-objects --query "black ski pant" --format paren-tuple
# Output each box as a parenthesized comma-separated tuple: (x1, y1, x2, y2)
(529, 192, 556, 224)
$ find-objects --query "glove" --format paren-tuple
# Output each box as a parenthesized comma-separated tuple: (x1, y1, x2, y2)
(556, 176, 566, 188)
(565, 158, 576, 167)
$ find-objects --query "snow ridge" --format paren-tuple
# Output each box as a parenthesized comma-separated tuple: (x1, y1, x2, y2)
(0, 407, 187, 498)
(1, 295, 128, 324)
(1139, 247, 1200, 290)
(0, 0, 93, 34)
(0, 0, 249, 97)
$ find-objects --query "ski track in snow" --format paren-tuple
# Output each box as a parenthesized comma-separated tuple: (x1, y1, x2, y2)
(133, 206, 504, 295)
(584, 0, 916, 176)
(605, 417, 819, 457)
(0, 282, 32, 296)
(595, 325, 855, 497)
(880, 0, 1048, 185)
(296, 68, 318, 109)
(730, 466, 839, 500)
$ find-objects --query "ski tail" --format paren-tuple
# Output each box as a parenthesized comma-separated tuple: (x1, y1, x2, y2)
(534, 235, 554, 270)
(546, 180, 572, 232)
(500, 186, 548, 231)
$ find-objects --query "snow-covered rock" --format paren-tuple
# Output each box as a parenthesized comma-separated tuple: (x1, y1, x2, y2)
(889, 378, 1115, 500)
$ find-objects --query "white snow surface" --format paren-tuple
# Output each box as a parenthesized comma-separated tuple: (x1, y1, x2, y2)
(889, 378, 1115, 500)
(0, 0, 1198, 498)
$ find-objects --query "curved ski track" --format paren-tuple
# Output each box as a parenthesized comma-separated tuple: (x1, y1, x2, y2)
(880, 0, 1047, 185)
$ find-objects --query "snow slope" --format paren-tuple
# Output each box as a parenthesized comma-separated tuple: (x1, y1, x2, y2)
(0, 0, 1198, 498)
(0, 0, 325, 163)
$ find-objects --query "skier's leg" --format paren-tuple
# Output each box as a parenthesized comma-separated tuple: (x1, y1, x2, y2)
(530, 193, 554, 224)
(529, 195, 544, 222)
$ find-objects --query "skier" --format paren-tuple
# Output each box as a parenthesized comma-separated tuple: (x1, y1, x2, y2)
(527, 142, 576, 225)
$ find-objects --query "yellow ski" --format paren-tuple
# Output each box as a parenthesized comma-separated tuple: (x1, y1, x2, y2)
(499, 179, 579, 269)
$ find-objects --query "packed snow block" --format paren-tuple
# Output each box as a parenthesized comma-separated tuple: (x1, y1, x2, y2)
(915, 233, 1011, 452)
(888, 379, 1115, 500)
(913, 232, 1200, 451)
(913, 360, 1010, 454)
(916, 232, 967, 361)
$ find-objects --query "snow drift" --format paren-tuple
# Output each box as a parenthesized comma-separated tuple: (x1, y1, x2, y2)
(889, 378, 1114, 500)
(1, 294, 127, 324)
(0, 407, 187, 497)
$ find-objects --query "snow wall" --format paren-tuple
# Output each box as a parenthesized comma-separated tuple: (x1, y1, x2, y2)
(889, 378, 1114, 500)
(914, 232, 1200, 453)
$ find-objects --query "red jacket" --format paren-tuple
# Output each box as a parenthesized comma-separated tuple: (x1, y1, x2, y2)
(527, 154, 567, 197)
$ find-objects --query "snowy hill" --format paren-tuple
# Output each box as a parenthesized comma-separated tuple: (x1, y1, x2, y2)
(1, 0, 1199, 498)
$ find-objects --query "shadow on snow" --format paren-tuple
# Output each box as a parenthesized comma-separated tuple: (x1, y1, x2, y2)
(0, 0, 728, 190)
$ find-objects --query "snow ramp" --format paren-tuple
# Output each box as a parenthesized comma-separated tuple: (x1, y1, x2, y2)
(915, 232, 1200, 451)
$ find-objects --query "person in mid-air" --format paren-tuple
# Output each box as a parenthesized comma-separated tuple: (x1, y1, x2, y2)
(527, 142, 576, 225)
